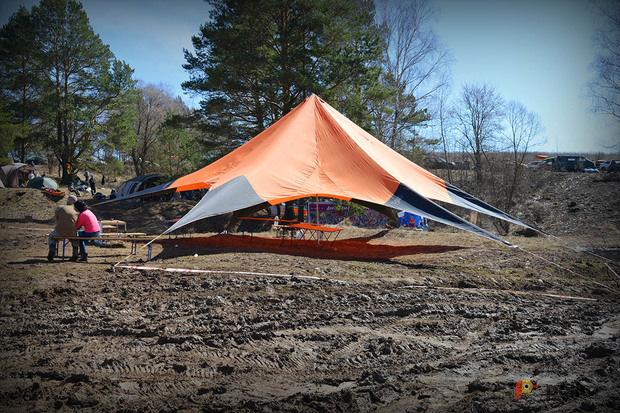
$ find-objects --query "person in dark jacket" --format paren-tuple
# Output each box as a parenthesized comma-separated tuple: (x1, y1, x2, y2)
(89, 176, 96, 195)
(48, 195, 79, 261)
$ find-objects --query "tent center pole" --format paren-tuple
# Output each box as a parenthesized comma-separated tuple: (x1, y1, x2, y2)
(316, 195, 319, 225)
(316, 195, 320, 244)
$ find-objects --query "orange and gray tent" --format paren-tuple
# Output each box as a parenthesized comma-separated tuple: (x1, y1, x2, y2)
(104, 94, 538, 245)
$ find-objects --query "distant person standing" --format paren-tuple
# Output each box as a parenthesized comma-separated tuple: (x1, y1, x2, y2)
(47, 195, 79, 261)
(84, 170, 89, 182)
(101, 174, 105, 186)
(89, 175, 96, 195)
(68, 182, 81, 197)
(74, 200, 100, 262)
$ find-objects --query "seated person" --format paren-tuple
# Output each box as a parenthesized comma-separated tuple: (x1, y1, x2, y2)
(74, 200, 100, 262)
(47, 195, 79, 261)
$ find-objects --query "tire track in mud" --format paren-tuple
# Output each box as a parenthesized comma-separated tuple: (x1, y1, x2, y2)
(1, 270, 618, 412)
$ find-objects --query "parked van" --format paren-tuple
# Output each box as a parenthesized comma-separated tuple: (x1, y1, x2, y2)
(538, 156, 596, 172)
(600, 159, 620, 172)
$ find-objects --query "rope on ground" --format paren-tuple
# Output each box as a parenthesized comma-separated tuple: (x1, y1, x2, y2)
(114, 264, 324, 281)
(116, 265, 598, 300)
(112, 233, 165, 269)
(541, 293, 598, 301)
(401, 285, 597, 301)
(516, 246, 615, 292)
(607, 263, 620, 280)
(546, 233, 615, 263)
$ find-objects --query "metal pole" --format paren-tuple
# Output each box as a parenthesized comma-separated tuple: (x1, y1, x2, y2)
(316, 195, 319, 225)
(316, 195, 320, 244)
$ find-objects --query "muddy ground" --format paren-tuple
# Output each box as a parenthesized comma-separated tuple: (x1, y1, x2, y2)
(0, 171, 619, 412)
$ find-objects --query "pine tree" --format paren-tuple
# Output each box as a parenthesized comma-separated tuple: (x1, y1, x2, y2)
(183, 0, 383, 159)
(0, 0, 135, 179)
(0, 6, 45, 162)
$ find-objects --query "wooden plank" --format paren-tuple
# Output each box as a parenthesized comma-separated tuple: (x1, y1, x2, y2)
(52, 236, 156, 242)
(239, 217, 299, 223)
(288, 223, 342, 232)
(100, 220, 127, 232)
(100, 232, 146, 237)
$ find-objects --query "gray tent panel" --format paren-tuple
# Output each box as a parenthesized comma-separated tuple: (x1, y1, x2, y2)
(164, 176, 264, 234)
(385, 184, 513, 246)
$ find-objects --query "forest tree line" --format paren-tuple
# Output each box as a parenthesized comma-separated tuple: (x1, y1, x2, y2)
(1, 0, 617, 214)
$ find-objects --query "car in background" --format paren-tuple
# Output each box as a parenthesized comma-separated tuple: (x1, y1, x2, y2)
(23, 156, 48, 165)
(537, 157, 556, 170)
(600, 159, 620, 172)
(424, 157, 456, 170)
(452, 161, 470, 170)
(526, 160, 543, 168)
(537, 155, 597, 172)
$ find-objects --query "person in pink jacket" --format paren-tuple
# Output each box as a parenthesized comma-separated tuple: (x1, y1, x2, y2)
(74, 200, 100, 261)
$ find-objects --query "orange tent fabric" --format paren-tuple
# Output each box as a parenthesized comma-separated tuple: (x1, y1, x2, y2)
(105, 94, 537, 245)
(170, 94, 450, 205)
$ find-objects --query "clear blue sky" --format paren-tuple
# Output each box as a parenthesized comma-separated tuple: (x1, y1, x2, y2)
(1, 0, 618, 154)
(432, 0, 619, 154)
(0, 0, 208, 107)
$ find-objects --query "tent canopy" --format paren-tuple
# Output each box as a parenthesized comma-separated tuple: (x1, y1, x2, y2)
(0, 163, 35, 188)
(117, 174, 165, 198)
(100, 94, 538, 245)
(26, 176, 58, 190)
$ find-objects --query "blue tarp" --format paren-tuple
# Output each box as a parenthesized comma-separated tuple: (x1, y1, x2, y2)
(398, 212, 426, 229)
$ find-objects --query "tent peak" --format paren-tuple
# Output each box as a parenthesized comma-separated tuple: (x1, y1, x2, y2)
(305, 93, 324, 103)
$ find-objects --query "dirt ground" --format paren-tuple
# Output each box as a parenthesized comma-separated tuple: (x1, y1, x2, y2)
(0, 171, 619, 412)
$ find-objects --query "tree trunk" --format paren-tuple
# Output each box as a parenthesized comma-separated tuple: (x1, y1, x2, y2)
(297, 199, 305, 222)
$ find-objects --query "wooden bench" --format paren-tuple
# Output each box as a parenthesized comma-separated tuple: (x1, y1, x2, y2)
(237, 217, 299, 240)
(52, 235, 156, 261)
(100, 232, 147, 238)
(287, 223, 342, 248)
(100, 220, 127, 233)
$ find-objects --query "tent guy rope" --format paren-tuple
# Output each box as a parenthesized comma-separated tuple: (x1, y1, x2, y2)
(547, 233, 615, 263)
(401, 285, 597, 302)
(516, 246, 615, 292)
(112, 233, 165, 268)
(113, 264, 324, 281)
(112, 265, 598, 301)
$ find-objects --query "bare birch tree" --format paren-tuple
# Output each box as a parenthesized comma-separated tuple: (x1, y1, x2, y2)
(503, 101, 545, 166)
(435, 85, 455, 182)
(131, 83, 187, 176)
(374, 0, 451, 155)
(500, 101, 544, 227)
(452, 83, 504, 182)
(586, 0, 620, 119)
